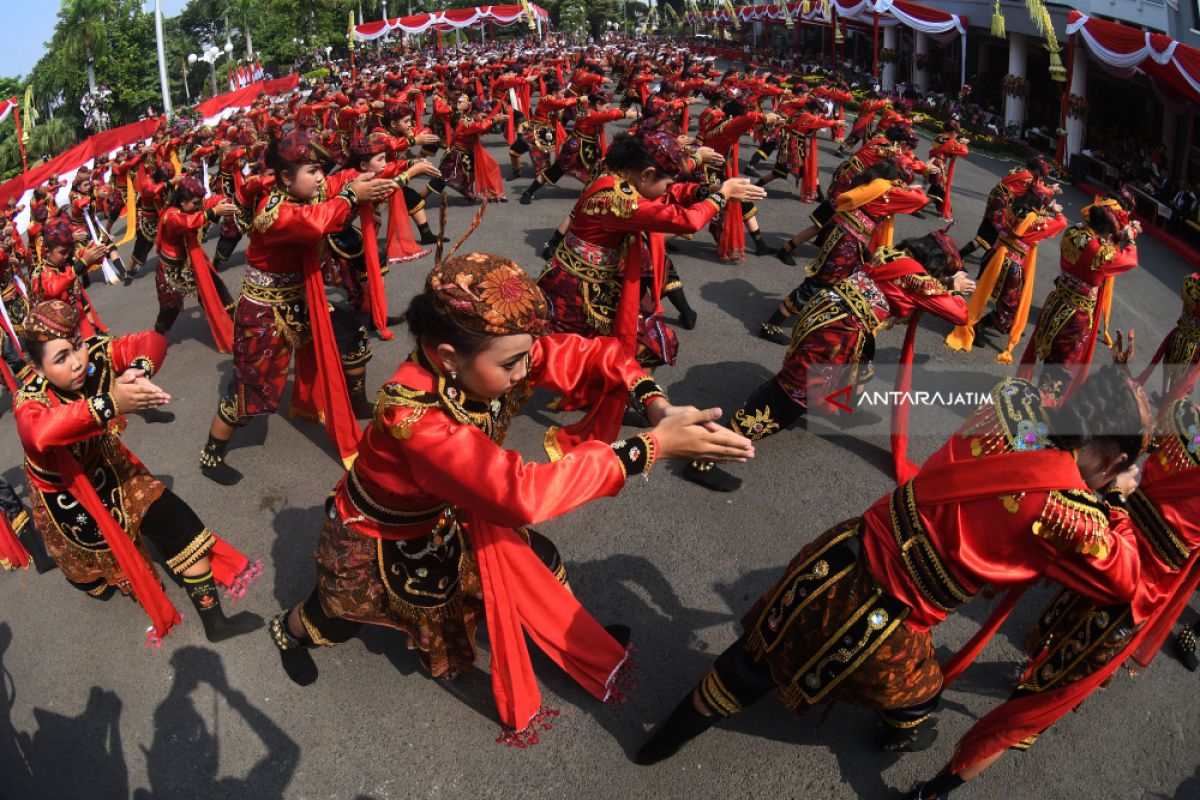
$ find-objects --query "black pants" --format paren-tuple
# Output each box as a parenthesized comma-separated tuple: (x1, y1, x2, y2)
(131, 230, 155, 268)
(1, 329, 26, 378)
(67, 488, 212, 596)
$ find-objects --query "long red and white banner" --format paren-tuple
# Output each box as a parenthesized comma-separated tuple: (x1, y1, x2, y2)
(353, 4, 549, 40)
(0, 73, 302, 232)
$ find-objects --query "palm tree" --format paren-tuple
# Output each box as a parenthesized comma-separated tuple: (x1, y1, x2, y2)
(59, 0, 111, 95)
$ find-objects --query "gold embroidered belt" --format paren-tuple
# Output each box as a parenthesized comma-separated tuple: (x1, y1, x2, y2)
(344, 465, 449, 528)
(1053, 273, 1099, 310)
(888, 481, 974, 612)
(554, 232, 620, 283)
(242, 266, 304, 306)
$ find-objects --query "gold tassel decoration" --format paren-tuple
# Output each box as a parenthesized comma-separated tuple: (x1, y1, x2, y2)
(779, 0, 794, 28)
(724, 0, 741, 29)
(991, 0, 1006, 38)
(834, 22, 844, 44)
(1043, 8, 1067, 81)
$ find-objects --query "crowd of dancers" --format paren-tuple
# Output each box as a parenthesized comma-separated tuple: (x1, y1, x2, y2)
(0, 33, 1198, 798)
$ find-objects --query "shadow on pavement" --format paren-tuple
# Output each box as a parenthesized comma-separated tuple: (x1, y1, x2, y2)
(0, 622, 129, 799)
(267, 501, 326, 609)
(697, 277, 785, 336)
(521, 553, 731, 754)
(132, 646, 299, 799)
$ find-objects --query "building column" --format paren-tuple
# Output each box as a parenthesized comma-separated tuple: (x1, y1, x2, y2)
(913, 31, 930, 94)
(1066, 47, 1088, 161)
(1003, 33, 1027, 133)
(882, 25, 898, 91)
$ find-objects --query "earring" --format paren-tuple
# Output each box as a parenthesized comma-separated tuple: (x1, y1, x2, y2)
(450, 370, 458, 381)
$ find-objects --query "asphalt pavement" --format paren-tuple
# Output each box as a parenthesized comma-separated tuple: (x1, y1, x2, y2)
(0, 117, 1196, 800)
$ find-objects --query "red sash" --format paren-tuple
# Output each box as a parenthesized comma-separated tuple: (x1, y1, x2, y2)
(184, 235, 234, 354)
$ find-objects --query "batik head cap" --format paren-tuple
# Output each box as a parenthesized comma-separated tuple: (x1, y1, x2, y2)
(277, 128, 335, 166)
(41, 216, 75, 251)
(929, 222, 963, 275)
(384, 99, 414, 123)
(426, 253, 549, 337)
(23, 300, 80, 343)
(349, 129, 391, 159)
(178, 175, 206, 199)
(642, 130, 686, 178)
(1083, 195, 1130, 231)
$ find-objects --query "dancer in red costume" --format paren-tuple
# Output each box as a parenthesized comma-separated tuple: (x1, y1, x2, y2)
(268, 253, 755, 745)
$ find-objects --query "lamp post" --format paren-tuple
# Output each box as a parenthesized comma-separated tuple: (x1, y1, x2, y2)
(154, 0, 173, 116)
(189, 42, 233, 96)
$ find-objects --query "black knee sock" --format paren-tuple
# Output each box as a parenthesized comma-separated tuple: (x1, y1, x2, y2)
(766, 308, 790, 326)
(270, 610, 320, 686)
(200, 433, 242, 486)
(665, 288, 697, 329)
(154, 306, 181, 334)
(184, 570, 262, 642)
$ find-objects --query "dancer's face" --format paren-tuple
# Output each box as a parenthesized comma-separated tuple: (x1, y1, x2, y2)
(437, 334, 533, 399)
(34, 335, 89, 392)
(45, 244, 72, 266)
(282, 163, 325, 200)
(630, 166, 672, 200)
(360, 152, 388, 174)
(392, 115, 414, 136)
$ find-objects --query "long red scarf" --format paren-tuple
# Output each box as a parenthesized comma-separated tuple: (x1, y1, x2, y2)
(56, 446, 182, 643)
(384, 185, 428, 266)
(289, 249, 363, 468)
(877, 257, 940, 483)
(941, 156, 958, 219)
(358, 205, 392, 340)
(1016, 277, 1114, 404)
(546, 233, 664, 454)
(801, 133, 820, 199)
(184, 236, 234, 353)
(49, 443, 253, 645)
(717, 141, 745, 263)
(468, 108, 506, 200)
(471, 514, 630, 741)
(0, 512, 30, 570)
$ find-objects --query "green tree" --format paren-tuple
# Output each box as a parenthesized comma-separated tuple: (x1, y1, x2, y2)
(60, 0, 112, 94)
(0, 118, 78, 181)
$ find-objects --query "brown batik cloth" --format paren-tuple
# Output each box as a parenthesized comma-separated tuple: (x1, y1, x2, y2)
(310, 507, 568, 679)
(29, 450, 165, 596)
(741, 518, 943, 713)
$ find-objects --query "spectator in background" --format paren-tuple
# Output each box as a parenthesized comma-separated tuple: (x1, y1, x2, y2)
(1166, 179, 1199, 237)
